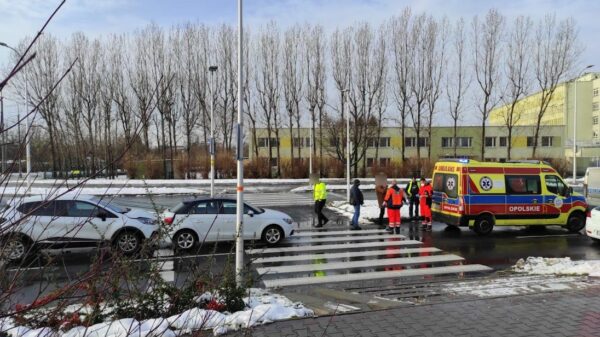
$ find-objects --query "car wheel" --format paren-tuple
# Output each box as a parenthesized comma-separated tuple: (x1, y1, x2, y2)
(3, 235, 32, 262)
(566, 213, 586, 233)
(262, 225, 284, 246)
(113, 230, 142, 256)
(473, 215, 494, 236)
(174, 230, 197, 252)
(592, 237, 600, 244)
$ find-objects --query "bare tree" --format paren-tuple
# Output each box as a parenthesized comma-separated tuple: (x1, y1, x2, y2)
(215, 24, 238, 151)
(531, 15, 580, 157)
(130, 29, 154, 150)
(283, 25, 304, 163)
(446, 18, 470, 158)
(424, 17, 447, 159)
(304, 24, 326, 173)
(256, 22, 281, 177)
(390, 9, 413, 163)
(472, 9, 505, 160)
(329, 27, 352, 165)
(502, 16, 533, 160)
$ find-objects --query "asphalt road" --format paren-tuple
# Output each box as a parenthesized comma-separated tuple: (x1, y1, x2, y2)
(4, 192, 600, 309)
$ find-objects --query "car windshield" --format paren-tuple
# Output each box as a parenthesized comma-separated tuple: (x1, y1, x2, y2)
(90, 197, 129, 214)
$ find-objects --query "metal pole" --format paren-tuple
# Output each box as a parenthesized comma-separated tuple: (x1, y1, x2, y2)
(309, 127, 313, 175)
(26, 75, 32, 190)
(573, 80, 577, 183)
(235, 0, 245, 286)
(344, 91, 350, 202)
(17, 113, 21, 178)
(0, 93, 4, 174)
(209, 68, 216, 198)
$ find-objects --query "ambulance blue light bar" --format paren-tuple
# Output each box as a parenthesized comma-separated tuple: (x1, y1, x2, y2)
(458, 159, 470, 163)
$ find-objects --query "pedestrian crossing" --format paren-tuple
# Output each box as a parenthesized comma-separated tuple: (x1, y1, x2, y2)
(247, 229, 492, 289)
(232, 193, 313, 207)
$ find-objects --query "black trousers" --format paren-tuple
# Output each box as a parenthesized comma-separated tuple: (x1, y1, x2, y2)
(379, 206, 385, 226)
(315, 200, 328, 225)
(408, 196, 419, 218)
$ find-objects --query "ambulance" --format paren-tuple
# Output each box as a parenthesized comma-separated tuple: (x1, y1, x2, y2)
(431, 159, 589, 235)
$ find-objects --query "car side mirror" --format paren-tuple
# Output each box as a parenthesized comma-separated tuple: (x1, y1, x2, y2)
(247, 210, 254, 217)
(97, 212, 108, 221)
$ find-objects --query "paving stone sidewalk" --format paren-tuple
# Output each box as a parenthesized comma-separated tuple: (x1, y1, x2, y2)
(233, 286, 600, 337)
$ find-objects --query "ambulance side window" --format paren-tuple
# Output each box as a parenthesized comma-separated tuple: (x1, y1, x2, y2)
(545, 175, 567, 196)
(506, 175, 540, 194)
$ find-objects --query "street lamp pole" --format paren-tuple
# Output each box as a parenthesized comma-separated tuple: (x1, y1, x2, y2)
(342, 89, 350, 202)
(0, 93, 4, 174)
(235, 0, 245, 286)
(573, 65, 594, 183)
(208, 65, 218, 198)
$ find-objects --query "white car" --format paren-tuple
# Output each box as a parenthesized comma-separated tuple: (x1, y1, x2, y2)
(0, 194, 159, 261)
(161, 197, 295, 251)
(586, 206, 600, 243)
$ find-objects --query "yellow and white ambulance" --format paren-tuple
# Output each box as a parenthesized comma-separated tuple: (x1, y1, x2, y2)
(431, 159, 589, 235)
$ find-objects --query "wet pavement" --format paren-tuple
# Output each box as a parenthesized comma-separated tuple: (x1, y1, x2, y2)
(3, 192, 600, 310)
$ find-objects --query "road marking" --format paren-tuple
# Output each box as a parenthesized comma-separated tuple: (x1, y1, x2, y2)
(515, 234, 580, 239)
(293, 229, 389, 237)
(256, 255, 464, 275)
(246, 240, 422, 255)
(252, 247, 442, 264)
(288, 234, 406, 244)
(263, 264, 493, 288)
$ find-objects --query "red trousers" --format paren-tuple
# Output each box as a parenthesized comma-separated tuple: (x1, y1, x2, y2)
(387, 208, 401, 227)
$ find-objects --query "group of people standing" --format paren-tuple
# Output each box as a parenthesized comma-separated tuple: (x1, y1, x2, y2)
(313, 176, 433, 232)
(376, 177, 433, 232)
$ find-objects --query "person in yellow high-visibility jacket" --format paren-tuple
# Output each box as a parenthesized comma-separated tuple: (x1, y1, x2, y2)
(313, 178, 329, 227)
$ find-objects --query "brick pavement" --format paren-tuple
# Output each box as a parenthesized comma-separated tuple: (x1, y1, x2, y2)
(231, 286, 600, 337)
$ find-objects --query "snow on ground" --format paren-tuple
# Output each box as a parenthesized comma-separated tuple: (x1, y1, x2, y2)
(291, 184, 377, 193)
(6, 186, 207, 197)
(0, 289, 313, 337)
(330, 200, 411, 224)
(513, 257, 600, 277)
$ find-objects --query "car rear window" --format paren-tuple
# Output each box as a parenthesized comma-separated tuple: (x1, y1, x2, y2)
(433, 173, 458, 198)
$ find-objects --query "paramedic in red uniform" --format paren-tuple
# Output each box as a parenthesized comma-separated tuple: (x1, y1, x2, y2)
(419, 177, 433, 231)
(383, 180, 406, 234)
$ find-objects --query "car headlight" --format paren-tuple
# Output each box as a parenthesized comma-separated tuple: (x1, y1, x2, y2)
(137, 217, 157, 226)
(283, 218, 293, 224)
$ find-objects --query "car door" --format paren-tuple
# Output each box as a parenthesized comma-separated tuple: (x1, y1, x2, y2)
(216, 200, 263, 241)
(64, 201, 118, 242)
(178, 200, 220, 242)
(27, 200, 71, 242)
(505, 175, 543, 222)
(543, 175, 568, 221)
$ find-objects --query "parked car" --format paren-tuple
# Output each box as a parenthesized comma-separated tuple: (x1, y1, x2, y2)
(0, 194, 159, 262)
(586, 206, 600, 243)
(161, 197, 295, 251)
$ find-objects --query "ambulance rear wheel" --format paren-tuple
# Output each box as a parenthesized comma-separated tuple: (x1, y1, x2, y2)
(565, 213, 585, 233)
(473, 215, 494, 236)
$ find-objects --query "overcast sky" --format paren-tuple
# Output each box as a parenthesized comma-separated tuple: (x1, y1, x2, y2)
(0, 0, 597, 124)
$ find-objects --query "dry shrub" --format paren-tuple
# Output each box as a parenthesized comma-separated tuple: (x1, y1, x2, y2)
(369, 161, 405, 178)
(545, 157, 570, 177)
(401, 158, 435, 178)
(245, 158, 270, 178)
(322, 158, 344, 178)
(280, 158, 309, 178)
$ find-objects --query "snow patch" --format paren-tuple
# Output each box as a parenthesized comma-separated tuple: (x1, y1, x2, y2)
(329, 200, 410, 224)
(513, 257, 600, 277)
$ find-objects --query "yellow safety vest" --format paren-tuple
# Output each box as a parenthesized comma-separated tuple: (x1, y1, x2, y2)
(314, 182, 327, 201)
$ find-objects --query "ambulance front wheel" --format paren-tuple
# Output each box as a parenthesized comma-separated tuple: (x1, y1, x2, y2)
(472, 215, 495, 236)
(565, 212, 586, 233)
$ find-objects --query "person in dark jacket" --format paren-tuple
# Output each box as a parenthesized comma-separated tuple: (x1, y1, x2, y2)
(350, 179, 364, 230)
(405, 176, 420, 221)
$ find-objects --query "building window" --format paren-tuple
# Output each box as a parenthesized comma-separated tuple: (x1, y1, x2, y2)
(456, 137, 472, 148)
(527, 137, 535, 147)
(441, 137, 453, 148)
(594, 102, 599, 111)
(499, 137, 508, 147)
(367, 137, 391, 148)
(595, 88, 599, 97)
(329, 138, 338, 147)
(366, 158, 374, 167)
(257, 138, 278, 148)
(594, 116, 599, 125)
(541, 136, 553, 147)
(380, 158, 391, 166)
(405, 137, 428, 147)
(292, 137, 304, 147)
(594, 132, 599, 139)
(269, 158, 277, 166)
(485, 137, 496, 147)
